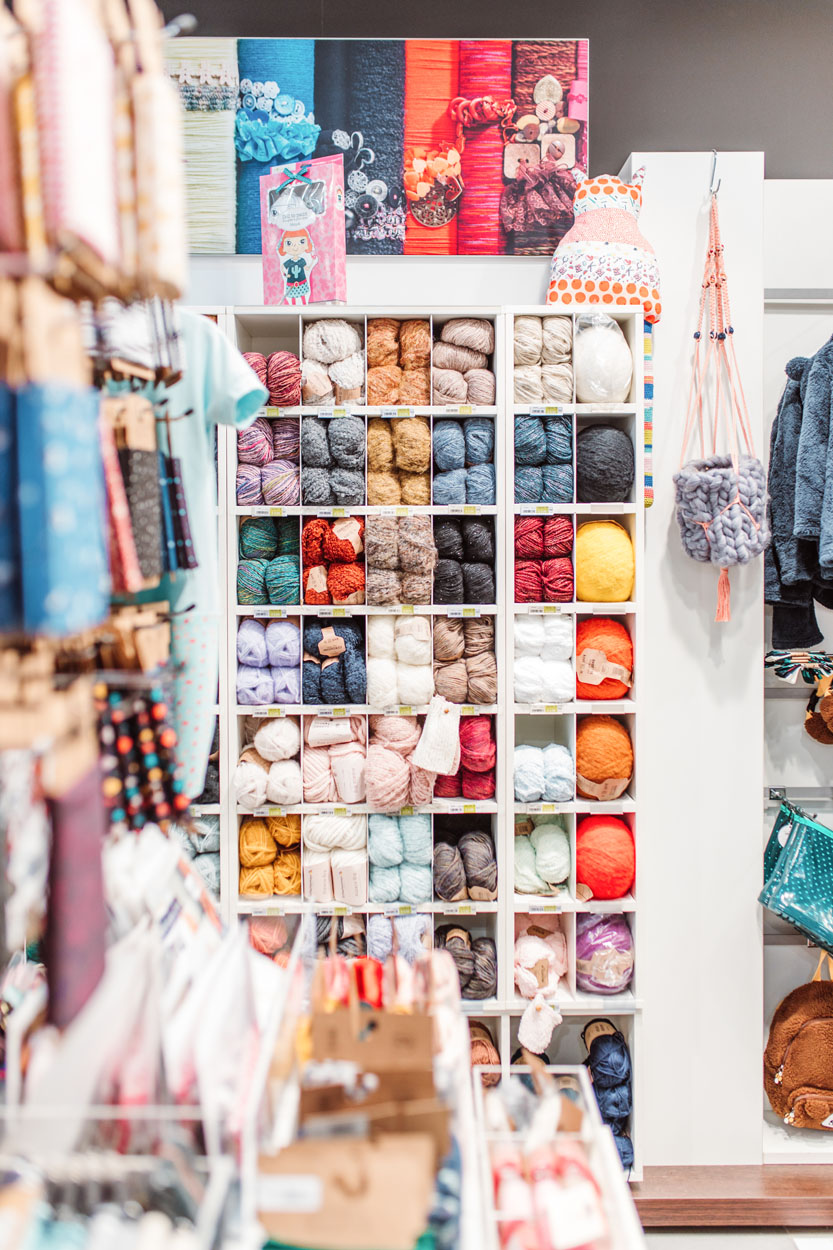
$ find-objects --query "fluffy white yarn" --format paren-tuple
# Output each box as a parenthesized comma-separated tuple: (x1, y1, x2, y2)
(254, 717, 301, 762)
(541, 363, 573, 403)
(541, 659, 574, 704)
(515, 615, 545, 657)
(394, 616, 432, 666)
(514, 744, 545, 802)
(328, 350, 365, 389)
(266, 759, 302, 806)
(396, 662, 434, 706)
(574, 320, 633, 403)
(514, 835, 548, 893)
(367, 657, 399, 708)
(530, 824, 571, 884)
(303, 319, 362, 365)
(367, 614, 395, 659)
(515, 656, 545, 704)
(233, 753, 268, 809)
(541, 615, 573, 661)
(304, 813, 367, 853)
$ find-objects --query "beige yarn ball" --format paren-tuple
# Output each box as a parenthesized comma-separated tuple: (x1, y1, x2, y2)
(541, 363, 573, 403)
(367, 471, 402, 505)
(399, 472, 431, 506)
(433, 340, 488, 372)
(514, 316, 543, 365)
(303, 318, 362, 364)
(301, 359, 333, 404)
(514, 365, 544, 403)
(441, 317, 494, 355)
(394, 417, 431, 473)
(367, 417, 395, 471)
(542, 316, 573, 364)
(432, 367, 467, 404)
(466, 368, 496, 405)
(398, 368, 431, 405)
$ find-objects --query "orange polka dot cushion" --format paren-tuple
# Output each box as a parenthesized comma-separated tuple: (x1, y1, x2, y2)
(547, 167, 661, 323)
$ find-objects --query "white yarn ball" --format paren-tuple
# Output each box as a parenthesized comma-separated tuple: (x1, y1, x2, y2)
(234, 758, 268, 809)
(399, 862, 432, 904)
(515, 835, 548, 893)
(304, 813, 367, 852)
(369, 864, 401, 903)
(514, 744, 545, 802)
(367, 656, 399, 708)
(513, 316, 543, 366)
(515, 615, 545, 657)
(542, 316, 573, 364)
(254, 716, 301, 762)
(368, 814, 404, 867)
(331, 847, 368, 905)
(541, 659, 574, 704)
(396, 662, 434, 706)
(514, 655, 545, 704)
(328, 350, 365, 389)
(304, 849, 334, 903)
(541, 744, 574, 803)
(367, 613, 395, 659)
(514, 364, 543, 403)
(266, 759, 302, 806)
(394, 615, 432, 666)
(303, 318, 362, 365)
(328, 742, 366, 804)
(399, 814, 432, 865)
(574, 320, 633, 403)
(530, 824, 570, 884)
(541, 363, 573, 403)
(541, 615, 572, 661)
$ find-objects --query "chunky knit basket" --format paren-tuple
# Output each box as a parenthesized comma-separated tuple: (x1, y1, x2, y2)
(674, 191, 769, 621)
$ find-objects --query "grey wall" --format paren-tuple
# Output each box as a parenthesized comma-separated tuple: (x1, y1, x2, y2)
(168, 0, 833, 179)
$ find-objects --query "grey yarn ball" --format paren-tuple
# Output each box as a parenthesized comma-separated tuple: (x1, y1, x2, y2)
(301, 417, 332, 468)
(302, 467, 332, 504)
(576, 426, 635, 503)
(328, 415, 366, 469)
(330, 467, 365, 505)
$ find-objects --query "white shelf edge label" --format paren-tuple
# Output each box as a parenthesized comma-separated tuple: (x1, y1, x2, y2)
(383, 903, 413, 916)
(315, 606, 351, 617)
(379, 406, 415, 418)
(252, 607, 288, 618)
(444, 404, 473, 414)
(529, 405, 563, 416)
(588, 502, 626, 514)
(317, 407, 349, 419)
(447, 606, 481, 618)
(315, 508, 347, 519)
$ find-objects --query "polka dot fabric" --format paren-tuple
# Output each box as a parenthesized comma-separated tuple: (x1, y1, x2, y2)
(547, 168, 662, 323)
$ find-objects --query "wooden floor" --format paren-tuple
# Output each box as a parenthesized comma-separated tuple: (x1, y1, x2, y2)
(633, 1166, 833, 1227)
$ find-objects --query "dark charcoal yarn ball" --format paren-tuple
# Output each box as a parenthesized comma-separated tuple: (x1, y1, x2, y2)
(462, 562, 496, 604)
(576, 426, 635, 503)
(434, 558, 464, 604)
(434, 517, 464, 561)
(461, 517, 495, 563)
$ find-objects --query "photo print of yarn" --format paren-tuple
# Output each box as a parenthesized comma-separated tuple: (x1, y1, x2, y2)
(166, 38, 589, 257)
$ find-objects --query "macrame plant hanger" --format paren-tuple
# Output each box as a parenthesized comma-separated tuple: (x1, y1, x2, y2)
(674, 153, 769, 622)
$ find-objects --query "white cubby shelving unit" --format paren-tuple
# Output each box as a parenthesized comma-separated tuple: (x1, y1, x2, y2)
(204, 304, 644, 1179)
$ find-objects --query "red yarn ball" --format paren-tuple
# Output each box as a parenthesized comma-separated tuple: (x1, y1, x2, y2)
(514, 516, 544, 559)
(303, 565, 331, 605)
(322, 517, 365, 563)
(267, 350, 302, 407)
(434, 768, 462, 797)
(543, 557, 574, 602)
(462, 766, 495, 799)
(543, 515, 574, 558)
(576, 618, 634, 700)
(515, 560, 544, 603)
(328, 561, 366, 605)
(459, 715, 496, 772)
(575, 815, 635, 900)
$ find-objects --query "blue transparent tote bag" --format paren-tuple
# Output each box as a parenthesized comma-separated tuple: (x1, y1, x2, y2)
(760, 801, 833, 953)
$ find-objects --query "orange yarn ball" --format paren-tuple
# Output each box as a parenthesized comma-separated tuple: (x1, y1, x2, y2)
(303, 565, 331, 605)
(575, 814, 635, 899)
(322, 517, 365, 563)
(575, 618, 634, 700)
(367, 364, 402, 405)
(575, 715, 634, 800)
(302, 517, 330, 567)
(328, 561, 366, 604)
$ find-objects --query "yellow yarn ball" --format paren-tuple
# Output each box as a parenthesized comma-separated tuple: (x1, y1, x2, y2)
(575, 521, 635, 602)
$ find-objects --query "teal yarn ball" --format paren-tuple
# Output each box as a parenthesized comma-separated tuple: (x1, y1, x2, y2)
(515, 415, 547, 466)
(515, 467, 543, 503)
(544, 415, 573, 464)
(237, 558, 269, 605)
(433, 419, 466, 471)
(464, 417, 494, 465)
(275, 518, 300, 557)
(239, 516, 278, 560)
(542, 464, 573, 503)
(466, 463, 495, 504)
(265, 555, 300, 605)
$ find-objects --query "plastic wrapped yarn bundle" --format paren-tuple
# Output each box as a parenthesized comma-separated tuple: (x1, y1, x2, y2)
(514, 917, 568, 998)
(576, 618, 633, 700)
(575, 715, 633, 801)
(575, 815, 635, 899)
(575, 912, 634, 993)
(576, 426, 635, 502)
(514, 656, 574, 705)
(573, 313, 633, 404)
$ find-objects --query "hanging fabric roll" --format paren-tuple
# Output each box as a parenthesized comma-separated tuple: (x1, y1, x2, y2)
(403, 40, 460, 256)
(455, 41, 513, 255)
(346, 41, 406, 255)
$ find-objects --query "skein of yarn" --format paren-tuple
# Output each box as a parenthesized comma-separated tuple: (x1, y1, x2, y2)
(575, 716, 634, 800)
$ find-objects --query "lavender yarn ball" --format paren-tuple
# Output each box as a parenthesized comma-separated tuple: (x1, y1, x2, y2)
(464, 417, 494, 465)
(433, 469, 467, 505)
(330, 467, 365, 505)
(262, 460, 300, 506)
(271, 418, 300, 460)
(542, 464, 574, 503)
(237, 617, 268, 667)
(466, 463, 496, 505)
(575, 913, 634, 994)
(266, 620, 301, 668)
(239, 516, 278, 560)
(302, 467, 332, 505)
(237, 664, 274, 705)
(328, 415, 366, 469)
(236, 464, 263, 506)
(237, 558, 268, 605)
(301, 417, 332, 467)
(237, 417, 274, 467)
(272, 665, 301, 705)
(265, 555, 300, 605)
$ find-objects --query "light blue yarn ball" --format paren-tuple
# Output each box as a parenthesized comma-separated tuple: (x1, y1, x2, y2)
(544, 415, 572, 464)
(467, 463, 496, 505)
(514, 744, 545, 802)
(399, 862, 433, 904)
(541, 743, 574, 802)
(464, 417, 494, 465)
(541, 464, 573, 503)
(368, 814, 404, 867)
(369, 864, 401, 903)
(433, 469, 468, 505)
(433, 420, 466, 471)
(515, 415, 547, 466)
(399, 814, 432, 865)
(515, 466, 544, 503)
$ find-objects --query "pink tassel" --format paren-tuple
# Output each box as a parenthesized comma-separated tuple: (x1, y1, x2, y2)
(715, 567, 731, 622)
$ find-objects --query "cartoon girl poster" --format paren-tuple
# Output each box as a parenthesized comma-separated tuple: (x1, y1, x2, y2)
(260, 155, 347, 306)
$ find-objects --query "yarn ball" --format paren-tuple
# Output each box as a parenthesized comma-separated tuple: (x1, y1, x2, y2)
(234, 748, 269, 807)
(596, 1083, 633, 1121)
(542, 316, 573, 363)
(236, 464, 263, 506)
(301, 467, 331, 505)
(433, 518, 464, 562)
(365, 516, 399, 570)
(434, 658, 468, 702)
(237, 617, 267, 667)
(576, 426, 635, 503)
(515, 467, 543, 504)
(399, 472, 430, 506)
(394, 417, 431, 473)
(514, 365, 543, 403)
(301, 359, 333, 404)
(301, 516, 329, 566)
(433, 340, 487, 373)
(466, 464, 496, 505)
(434, 768, 462, 798)
(399, 813, 432, 864)
(239, 816, 277, 867)
(576, 618, 633, 700)
(236, 665, 273, 706)
(464, 615, 494, 655)
(575, 522, 634, 603)
(239, 865, 275, 896)
(274, 847, 302, 895)
(367, 317, 400, 368)
(541, 743, 575, 802)
(368, 814, 404, 867)
(239, 517, 277, 561)
(367, 418, 394, 471)
(574, 319, 633, 404)
(271, 419, 300, 460)
(303, 318, 362, 365)
(575, 815, 635, 899)
(328, 562, 365, 605)
(330, 469, 365, 506)
(544, 415, 572, 464)
(433, 420, 466, 471)
(514, 517, 544, 560)
(543, 516, 574, 558)
(328, 415, 366, 469)
(441, 317, 494, 355)
(369, 864, 401, 903)
(276, 519, 300, 557)
(367, 364, 402, 405)
(366, 657, 398, 708)
(530, 824, 570, 884)
(266, 619, 301, 667)
(237, 417, 273, 467)
(467, 937, 498, 999)
(323, 516, 365, 561)
(515, 416, 547, 466)
(366, 913, 432, 964)
(267, 351, 302, 407)
(243, 351, 267, 385)
(432, 367, 467, 404)
(254, 717, 301, 762)
(399, 368, 430, 404)
(470, 1022, 500, 1086)
(367, 569, 402, 605)
(515, 835, 549, 893)
(271, 665, 301, 705)
(541, 464, 573, 504)
(466, 369, 496, 406)
(466, 652, 497, 703)
(542, 557, 574, 603)
(395, 615, 432, 666)
(300, 417, 332, 467)
(462, 563, 496, 604)
(575, 912, 635, 991)
(262, 460, 300, 506)
(398, 516, 437, 575)
(459, 830, 497, 896)
(513, 614, 545, 657)
(399, 320, 431, 368)
(433, 616, 465, 662)
(434, 470, 467, 505)
(541, 363, 573, 404)
(586, 1026, 633, 1088)
(434, 842, 467, 901)
(515, 560, 544, 604)
(237, 559, 268, 605)
(249, 914, 288, 956)
(464, 418, 494, 465)
(541, 615, 573, 661)
(514, 745, 545, 802)
(514, 316, 544, 365)
(399, 863, 432, 904)
(434, 559, 464, 604)
(366, 744, 411, 811)
(266, 555, 300, 605)
(462, 517, 494, 563)
(575, 716, 633, 800)
(267, 759, 302, 806)
(367, 613, 395, 659)
(514, 656, 574, 706)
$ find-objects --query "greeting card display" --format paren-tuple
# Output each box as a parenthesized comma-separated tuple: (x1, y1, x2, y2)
(260, 155, 346, 306)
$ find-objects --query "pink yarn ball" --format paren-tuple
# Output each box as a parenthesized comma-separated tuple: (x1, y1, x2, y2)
(302, 747, 337, 803)
(238, 417, 274, 467)
(262, 460, 300, 506)
(366, 743, 411, 811)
